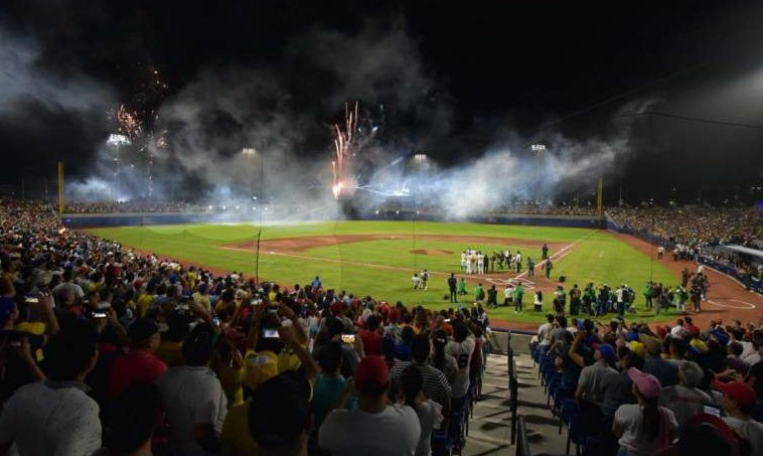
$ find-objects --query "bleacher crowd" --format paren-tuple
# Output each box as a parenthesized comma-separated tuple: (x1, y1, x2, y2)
(608, 207, 763, 251)
(64, 201, 205, 214)
(532, 313, 763, 456)
(0, 200, 492, 456)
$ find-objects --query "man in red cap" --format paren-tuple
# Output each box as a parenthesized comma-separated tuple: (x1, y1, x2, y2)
(714, 380, 763, 454)
(319, 356, 420, 456)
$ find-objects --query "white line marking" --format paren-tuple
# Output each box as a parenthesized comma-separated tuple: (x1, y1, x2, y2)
(707, 299, 757, 310)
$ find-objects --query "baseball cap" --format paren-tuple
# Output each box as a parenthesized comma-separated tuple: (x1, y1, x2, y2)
(597, 343, 616, 360)
(355, 356, 389, 389)
(249, 371, 312, 447)
(330, 301, 343, 316)
(628, 367, 662, 399)
(128, 320, 160, 344)
(712, 380, 757, 408)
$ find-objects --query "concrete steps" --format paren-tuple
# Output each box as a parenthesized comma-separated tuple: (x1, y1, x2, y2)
(464, 352, 568, 456)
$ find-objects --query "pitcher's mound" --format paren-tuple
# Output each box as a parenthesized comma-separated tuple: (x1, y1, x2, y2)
(411, 249, 453, 256)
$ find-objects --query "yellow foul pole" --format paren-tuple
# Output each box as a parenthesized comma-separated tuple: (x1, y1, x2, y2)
(596, 177, 603, 221)
(58, 162, 64, 215)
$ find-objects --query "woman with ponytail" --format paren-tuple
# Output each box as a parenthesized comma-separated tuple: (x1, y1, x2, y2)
(613, 368, 678, 456)
(401, 365, 444, 456)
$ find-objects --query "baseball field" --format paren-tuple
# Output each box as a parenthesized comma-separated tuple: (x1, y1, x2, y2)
(88, 220, 685, 325)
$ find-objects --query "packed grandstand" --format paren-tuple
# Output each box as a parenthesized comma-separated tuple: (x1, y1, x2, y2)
(1, 199, 763, 456)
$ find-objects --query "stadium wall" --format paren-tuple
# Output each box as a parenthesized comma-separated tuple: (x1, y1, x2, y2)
(62, 211, 605, 229)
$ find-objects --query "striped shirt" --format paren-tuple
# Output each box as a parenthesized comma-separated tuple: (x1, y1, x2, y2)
(391, 360, 452, 408)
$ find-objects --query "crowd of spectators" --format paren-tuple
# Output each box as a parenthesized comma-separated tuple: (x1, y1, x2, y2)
(64, 200, 205, 214)
(532, 314, 763, 456)
(0, 199, 492, 456)
(608, 206, 763, 251)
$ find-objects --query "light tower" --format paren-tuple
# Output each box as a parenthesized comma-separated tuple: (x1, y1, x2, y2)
(107, 134, 131, 199)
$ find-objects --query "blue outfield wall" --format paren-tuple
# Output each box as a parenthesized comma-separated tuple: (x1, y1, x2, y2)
(62, 211, 606, 229)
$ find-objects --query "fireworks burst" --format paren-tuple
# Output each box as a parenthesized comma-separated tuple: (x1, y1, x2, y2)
(107, 65, 170, 200)
(332, 101, 360, 199)
(112, 104, 143, 139)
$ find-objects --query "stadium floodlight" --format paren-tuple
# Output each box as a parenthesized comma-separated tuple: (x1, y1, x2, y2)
(107, 134, 131, 146)
(242, 148, 257, 156)
(531, 144, 545, 152)
(414, 153, 427, 162)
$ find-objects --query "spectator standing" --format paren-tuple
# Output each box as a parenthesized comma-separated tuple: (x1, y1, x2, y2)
(157, 323, 228, 455)
(108, 320, 168, 397)
(0, 322, 102, 456)
(320, 356, 421, 456)
(400, 365, 444, 456)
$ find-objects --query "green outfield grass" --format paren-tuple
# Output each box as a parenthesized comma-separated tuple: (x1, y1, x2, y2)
(88, 221, 681, 325)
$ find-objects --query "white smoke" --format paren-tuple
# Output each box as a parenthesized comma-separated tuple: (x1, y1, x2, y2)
(0, 31, 113, 114)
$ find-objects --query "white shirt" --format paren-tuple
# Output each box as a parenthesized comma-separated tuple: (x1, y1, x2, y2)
(738, 340, 756, 361)
(319, 404, 421, 456)
(538, 323, 552, 346)
(0, 381, 102, 456)
(413, 400, 443, 456)
(157, 366, 228, 455)
(504, 287, 514, 299)
(724, 417, 763, 456)
(614, 404, 677, 456)
(445, 336, 476, 398)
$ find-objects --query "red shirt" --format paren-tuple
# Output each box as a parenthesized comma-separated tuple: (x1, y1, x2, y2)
(108, 349, 168, 397)
(358, 329, 383, 356)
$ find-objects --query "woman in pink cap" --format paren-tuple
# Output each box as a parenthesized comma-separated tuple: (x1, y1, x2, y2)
(612, 367, 678, 456)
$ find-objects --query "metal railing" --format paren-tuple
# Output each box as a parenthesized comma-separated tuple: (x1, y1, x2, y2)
(507, 330, 519, 446)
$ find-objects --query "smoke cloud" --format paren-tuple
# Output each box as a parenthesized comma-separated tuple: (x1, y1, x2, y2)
(3, 18, 653, 219)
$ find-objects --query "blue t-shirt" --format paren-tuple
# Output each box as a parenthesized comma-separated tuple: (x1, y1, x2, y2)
(314, 373, 354, 428)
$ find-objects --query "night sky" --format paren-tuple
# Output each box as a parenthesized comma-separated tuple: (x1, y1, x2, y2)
(2, 0, 763, 204)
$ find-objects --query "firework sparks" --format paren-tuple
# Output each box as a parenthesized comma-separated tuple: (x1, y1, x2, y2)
(332, 101, 360, 199)
(112, 104, 143, 139)
(106, 65, 170, 200)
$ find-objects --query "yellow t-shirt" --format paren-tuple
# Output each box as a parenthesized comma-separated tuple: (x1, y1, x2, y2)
(218, 364, 245, 407)
(15, 321, 46, 362)
(628, 341, 647, 359)
(221, 401, 258, 456)
(192, 292, 212, 311)
(243, 349, 302, 391)
(690, 338, 708, 353)
(156, 340, 184, 367)
(136, 293, 155, 319)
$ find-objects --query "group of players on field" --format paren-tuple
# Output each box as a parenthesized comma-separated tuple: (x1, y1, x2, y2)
(423, 242, 712, 317)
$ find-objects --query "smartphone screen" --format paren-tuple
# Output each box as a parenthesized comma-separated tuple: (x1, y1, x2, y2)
(93, 312, 108, 318)
(263, 328, 279, 338)
(341, 334, 356, 344)
(703, 405, 721, 417)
